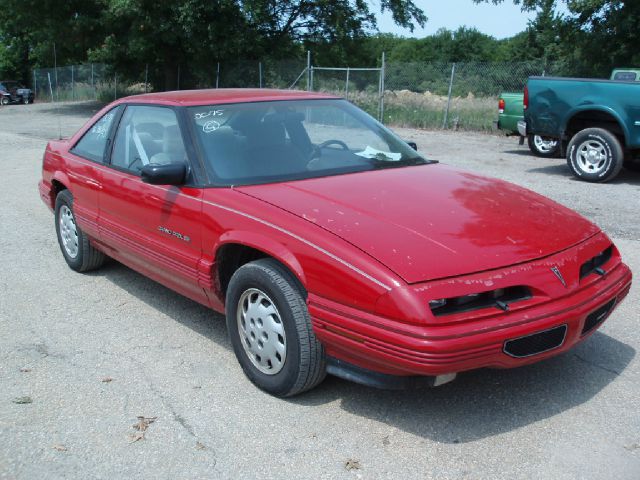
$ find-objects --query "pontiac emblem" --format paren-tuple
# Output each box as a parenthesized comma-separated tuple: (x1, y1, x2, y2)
(551, 266, 567, 287)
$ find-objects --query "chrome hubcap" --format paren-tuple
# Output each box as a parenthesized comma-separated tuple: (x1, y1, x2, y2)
(534, 135, 557, 153)
(59, 205, 79, 258)
(237, 288, 286, 375)
(576, 140, 607, 173)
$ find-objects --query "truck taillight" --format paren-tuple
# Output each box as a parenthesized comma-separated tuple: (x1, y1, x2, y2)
(498, 98, 505, 114)
(523, 85, 529, 110)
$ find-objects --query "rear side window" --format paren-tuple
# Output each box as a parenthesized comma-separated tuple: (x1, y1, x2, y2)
(72, 108, 118, 162)
(613, 71, 638, 81)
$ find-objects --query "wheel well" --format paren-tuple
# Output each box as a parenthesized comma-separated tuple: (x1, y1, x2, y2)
(216, 244, 267, 298)
(565, 110, 626, 146)
(215, 244, 306, 302)
(51, 179, 67, 196)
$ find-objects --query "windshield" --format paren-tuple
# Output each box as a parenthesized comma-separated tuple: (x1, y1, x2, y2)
(189, 99, 431, 186)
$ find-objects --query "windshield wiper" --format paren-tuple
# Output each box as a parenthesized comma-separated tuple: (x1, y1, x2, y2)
(369, 157, 438, 169)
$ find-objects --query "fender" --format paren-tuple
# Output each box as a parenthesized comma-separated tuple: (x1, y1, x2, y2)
(51, 171, 72, 196)
(561, 104, 629, 143)
(214, 230, 307, 288)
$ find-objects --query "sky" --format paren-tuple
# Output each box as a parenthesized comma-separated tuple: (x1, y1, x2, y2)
(375, 0, 539, 39)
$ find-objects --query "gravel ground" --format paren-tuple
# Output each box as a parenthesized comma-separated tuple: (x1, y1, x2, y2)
(1, 102, 639, 480)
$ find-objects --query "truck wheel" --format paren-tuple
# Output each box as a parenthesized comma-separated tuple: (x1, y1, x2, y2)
(22, 96, 31, 105)
(528, 135, 560, 158)
(226, 258, 326, 397)
(567, 128, 623, 182)
(55, 190, 106, 272)
(1, 96, 9, 105)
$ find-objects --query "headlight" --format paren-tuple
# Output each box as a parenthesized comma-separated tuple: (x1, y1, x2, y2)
(428, 286, 531, 317)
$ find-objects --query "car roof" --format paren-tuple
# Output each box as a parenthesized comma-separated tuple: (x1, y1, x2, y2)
(117, 88, 341, 107)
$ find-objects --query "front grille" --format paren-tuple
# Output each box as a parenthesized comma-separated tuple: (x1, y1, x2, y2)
(582, 299, 616, 335)
(503, 325, 567, 358)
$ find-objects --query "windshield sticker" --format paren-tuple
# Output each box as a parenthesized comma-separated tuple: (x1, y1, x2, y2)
(91, 112, 114, 138)
(203, 120, 221, 133)
(355, 146, 401, 162)
(195, 109, 224, 120)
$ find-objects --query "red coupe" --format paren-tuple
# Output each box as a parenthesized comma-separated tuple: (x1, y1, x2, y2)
(39, 89, 632, 396)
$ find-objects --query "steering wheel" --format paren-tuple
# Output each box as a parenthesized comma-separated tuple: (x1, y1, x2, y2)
(318, 139, 349, 150)
(308, 139, 350, 164)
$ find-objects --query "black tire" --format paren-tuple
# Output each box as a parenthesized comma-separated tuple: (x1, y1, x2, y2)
(527, 134, 560, 158)
(1, 96, 9, 106)
(22, 96, 31, 105)
(226, 258, 326, 397)
(567, 128, 624, 182)
(54, 190, 106, 272)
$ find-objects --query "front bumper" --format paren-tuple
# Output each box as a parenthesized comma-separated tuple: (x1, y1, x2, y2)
(517, 120, 527, 137)
(310, 258, 632, 379)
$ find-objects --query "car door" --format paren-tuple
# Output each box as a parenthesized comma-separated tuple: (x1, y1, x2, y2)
(99, 104, 207, 305)
(65, 107, 121, 240)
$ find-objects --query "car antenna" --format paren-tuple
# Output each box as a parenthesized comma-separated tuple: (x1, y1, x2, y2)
(57, 105, 62, 140)
(52, 43, 63, 140)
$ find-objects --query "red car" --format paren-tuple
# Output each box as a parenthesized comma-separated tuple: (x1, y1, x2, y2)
(39, 89, 632, 396)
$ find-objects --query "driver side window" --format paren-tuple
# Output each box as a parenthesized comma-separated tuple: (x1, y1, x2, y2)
(111, 106, 187, 174)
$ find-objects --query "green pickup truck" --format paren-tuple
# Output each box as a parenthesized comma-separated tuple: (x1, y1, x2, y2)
(498, 93, 559, 157)
(520, 68, 640, 182)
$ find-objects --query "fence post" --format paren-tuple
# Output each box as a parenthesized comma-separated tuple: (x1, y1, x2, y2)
(177, 65, 180, 90)
(345, 67, 350, 99)
(114, 74, 117, 100)
(71, 65, 75, 101)
(378, 52, 386, 123)
(306, 50, 311, 91)
(259, 62, 263, 88)
(216, 62, 220, 88)
(310, 66, 314, 91)
(145, 64, 148, 93)
(442, 63, 456, 129)
(33, 70, 37, 100)
(47, 72, 54, 103)
(91, 64, 95, 99)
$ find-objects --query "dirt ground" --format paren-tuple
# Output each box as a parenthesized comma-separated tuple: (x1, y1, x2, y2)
(1, 101, 639, 479)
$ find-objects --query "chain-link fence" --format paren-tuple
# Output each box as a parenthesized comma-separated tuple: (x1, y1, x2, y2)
(32, 64, 141, 103)
(383, 61, 549, 131)
(33, 58, 573, 132)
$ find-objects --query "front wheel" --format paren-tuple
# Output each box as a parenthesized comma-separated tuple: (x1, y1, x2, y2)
(527, 134, 560, 158)
(22, 96, 31, 105)
(226, 259, 326, 397)
(566, 128, 623, 183)
(1, 96, 9, 105)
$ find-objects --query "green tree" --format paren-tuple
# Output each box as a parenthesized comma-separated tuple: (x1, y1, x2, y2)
(476, 0, 640, 76)
(1, 0, 427, 89)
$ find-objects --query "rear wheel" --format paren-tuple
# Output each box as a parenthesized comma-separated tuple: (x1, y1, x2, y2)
(567, 128, 623, 183)
(527, 134, 560, 158)
(22, 96, 31, 105)
(55, 190, 106, 272)
(1, 96, 9, 105)
(226, 258, 326, 397)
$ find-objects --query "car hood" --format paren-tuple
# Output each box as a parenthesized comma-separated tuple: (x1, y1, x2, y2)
(238, 164, 599, 283)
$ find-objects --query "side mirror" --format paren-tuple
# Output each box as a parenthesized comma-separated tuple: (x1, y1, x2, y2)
(406, 141, 418, 151)
(140, 163, 186, 185)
